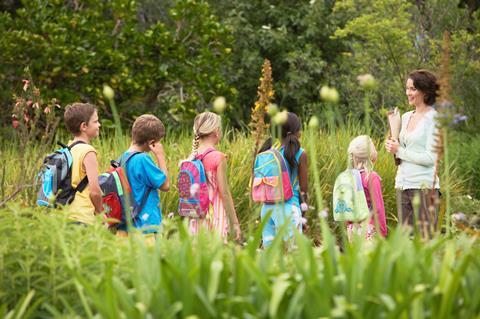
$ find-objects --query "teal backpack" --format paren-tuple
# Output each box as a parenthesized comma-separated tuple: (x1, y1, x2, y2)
(332, 169, 370, 222)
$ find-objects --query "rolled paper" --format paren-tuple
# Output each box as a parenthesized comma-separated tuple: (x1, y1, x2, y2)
(387, 107, 402, 166)
(388, 107, 401, 140)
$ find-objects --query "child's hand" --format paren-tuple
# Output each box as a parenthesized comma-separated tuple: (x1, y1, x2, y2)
(149, 141, 165, 156)
(233, 223, 242, 242)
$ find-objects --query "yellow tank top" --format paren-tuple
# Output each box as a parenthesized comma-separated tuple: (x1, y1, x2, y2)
(67, 141, 97, 225)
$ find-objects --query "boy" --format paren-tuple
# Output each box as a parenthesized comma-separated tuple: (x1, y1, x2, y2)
(120, 114, 169, 234)
(64, 103, 103, 224)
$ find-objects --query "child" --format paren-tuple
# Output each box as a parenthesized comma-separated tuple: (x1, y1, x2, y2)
(187, 111, 242, 241)
(258, 112, 308, 247)
(347, 135, 387, 239)
(119, 114, 169, 235)
(64, 103, 103, 225)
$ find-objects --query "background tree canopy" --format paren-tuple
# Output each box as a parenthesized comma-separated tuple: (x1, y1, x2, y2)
(1, 0, 479, 133)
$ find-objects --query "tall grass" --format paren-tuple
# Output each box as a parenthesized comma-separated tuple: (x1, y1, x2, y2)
(0, 124, 465, 234)
(0, 207, 478, 318)
(0, 123, 477, 318)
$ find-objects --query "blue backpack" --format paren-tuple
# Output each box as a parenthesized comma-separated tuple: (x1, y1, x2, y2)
(37, 141, 88, 207)
(252, 148, 294, 204)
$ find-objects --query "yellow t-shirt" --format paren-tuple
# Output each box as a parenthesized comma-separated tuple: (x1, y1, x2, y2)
(67, 142, 97, 225)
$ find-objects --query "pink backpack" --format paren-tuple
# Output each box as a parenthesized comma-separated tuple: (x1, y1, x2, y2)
(177, 148, 214, 218)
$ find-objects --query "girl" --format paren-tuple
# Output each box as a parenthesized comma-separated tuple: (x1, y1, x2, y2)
(188, 112, 242, 241)
(259, 112, 308, 247)
(347, 135, 387, 239)
(385, 69, 440, 238)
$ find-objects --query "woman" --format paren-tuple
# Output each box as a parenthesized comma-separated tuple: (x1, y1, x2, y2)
(385, 69, 440, 238)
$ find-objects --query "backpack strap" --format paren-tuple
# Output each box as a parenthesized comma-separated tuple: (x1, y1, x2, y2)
(195, 147, 216, 161)
(67, 140, 87, 150)
(136, 187, 153, 216)
(66, 140, 89, 194)
(119, 151, 153, 211)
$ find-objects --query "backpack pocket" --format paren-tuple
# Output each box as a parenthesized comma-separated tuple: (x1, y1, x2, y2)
(103, 192, 123, 225)
(252, 176, 282, 203)
(37, 166, 56, 207)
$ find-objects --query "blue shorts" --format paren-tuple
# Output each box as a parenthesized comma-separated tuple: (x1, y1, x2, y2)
(261, 201, 302, 247)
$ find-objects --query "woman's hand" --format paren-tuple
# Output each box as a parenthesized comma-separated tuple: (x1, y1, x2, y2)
(385, 138, 400, 154)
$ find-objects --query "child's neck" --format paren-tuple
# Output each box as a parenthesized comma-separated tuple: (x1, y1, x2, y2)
(72, 134, 90, 144)
(198, 140, 217, 150)
(129, 143, 148, 153)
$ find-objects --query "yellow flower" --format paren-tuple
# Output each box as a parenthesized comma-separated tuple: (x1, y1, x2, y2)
(213, 96, 227, 113)
(103, 85, 114, 100)
(308, 116, 319, 129)
(357, 74, 377, 90)
(267, 103, 278, 116)
(320, 86, 339, 104)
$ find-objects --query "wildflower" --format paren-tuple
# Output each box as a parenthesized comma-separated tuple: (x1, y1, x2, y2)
(224, 48, 232, 54)
(44, 106, 51, 114)
(320, 86, 339, 104)
(22, 80, 29, 92)
(357, 74, 377, 90)
(299, 216, 308, 225)
(319, 209, 328, 218)
(33, 102, 40, 109)
(308, 116, 319, 129)
(452, 114, 467, 125)
(212, 96, 227, 113)
(273, 110, 288, 125)
(33, 88, 40, 97)
(12, 116, 19, 129)
(267, 103, 278, 116)
(26, 100, 33, 107)
(103, 84, 114, 100)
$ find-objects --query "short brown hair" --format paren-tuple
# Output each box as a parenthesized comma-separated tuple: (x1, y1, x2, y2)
(408, 70, 440, 105)
(131, 114, 165, 145)
(64, 103, 97, 135)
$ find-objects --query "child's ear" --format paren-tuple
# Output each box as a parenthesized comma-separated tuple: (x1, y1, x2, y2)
(79, 121, 87, 132)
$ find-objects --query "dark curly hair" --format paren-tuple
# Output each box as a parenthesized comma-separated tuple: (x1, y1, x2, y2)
(408, 69, 440, 106)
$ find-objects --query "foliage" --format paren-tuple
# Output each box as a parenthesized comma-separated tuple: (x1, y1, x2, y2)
(0, 126, 468, 240)
(0, 207, 479, 318)
(0, 0, 233, 126)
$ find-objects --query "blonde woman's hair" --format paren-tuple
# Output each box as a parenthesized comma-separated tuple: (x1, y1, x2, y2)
(189, 111, 221, 159)
(348, 135, 375, 175)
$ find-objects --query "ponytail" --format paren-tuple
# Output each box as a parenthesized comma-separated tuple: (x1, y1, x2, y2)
(258, 137, 273, 154)
(189, 132, 200, 160)
(283, 132, 300, 170)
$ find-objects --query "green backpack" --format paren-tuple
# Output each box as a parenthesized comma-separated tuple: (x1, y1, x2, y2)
(332, 169, 371, 222)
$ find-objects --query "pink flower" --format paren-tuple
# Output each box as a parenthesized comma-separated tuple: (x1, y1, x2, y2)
(22, 80, 29, 92)
(26, 100, 33, 107)
(11, 116, 19, 129)
(44, 106, 51, 114)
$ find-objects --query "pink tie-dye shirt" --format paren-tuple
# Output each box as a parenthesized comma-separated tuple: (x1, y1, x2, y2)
(189, 148, 230, 239)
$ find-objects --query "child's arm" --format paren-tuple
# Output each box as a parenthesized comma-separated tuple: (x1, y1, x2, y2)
(149, 142, 170, 191)
(298, 152, 309, 214)
(83, 152, 103, 214)
(368, 173, 387, 237)
(216, 157, 241, 241)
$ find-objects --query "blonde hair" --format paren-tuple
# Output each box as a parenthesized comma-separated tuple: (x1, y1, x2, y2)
(348, 135, 376, 175)
(189, 111, 221, 159)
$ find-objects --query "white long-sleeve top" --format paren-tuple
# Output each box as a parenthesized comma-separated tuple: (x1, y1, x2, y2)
(395, 109, 440, 190)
